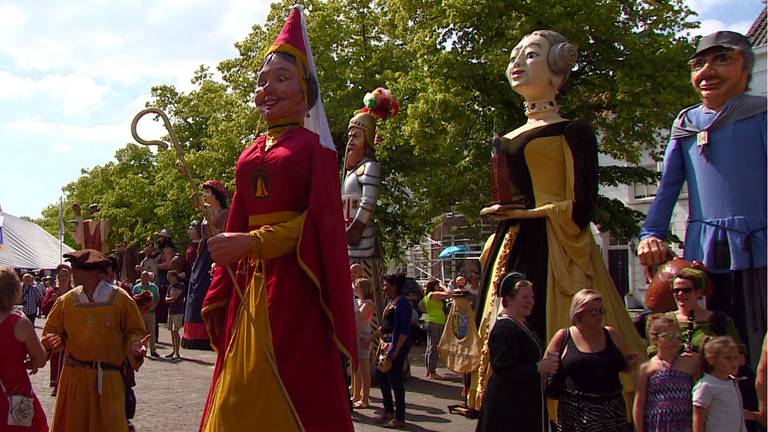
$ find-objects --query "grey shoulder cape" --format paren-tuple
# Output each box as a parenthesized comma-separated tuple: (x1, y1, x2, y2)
(671, 93, 767, 139)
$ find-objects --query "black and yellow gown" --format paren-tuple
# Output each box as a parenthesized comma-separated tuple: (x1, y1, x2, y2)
(469, 120, 646, 413)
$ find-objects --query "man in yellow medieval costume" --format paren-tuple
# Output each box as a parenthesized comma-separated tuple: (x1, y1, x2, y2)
(43, 249, 147, 432)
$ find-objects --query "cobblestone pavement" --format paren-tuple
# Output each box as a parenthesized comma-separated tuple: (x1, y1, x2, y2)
(31, 327, 477, 431)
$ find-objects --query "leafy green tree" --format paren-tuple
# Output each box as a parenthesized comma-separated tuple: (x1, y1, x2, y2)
(37, 0, 700, 264)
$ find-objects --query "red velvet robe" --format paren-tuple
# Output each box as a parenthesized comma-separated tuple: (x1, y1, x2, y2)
(200, 127, 357, 431)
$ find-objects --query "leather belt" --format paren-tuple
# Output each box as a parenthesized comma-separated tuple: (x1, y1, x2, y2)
(66, 354, 122, 395)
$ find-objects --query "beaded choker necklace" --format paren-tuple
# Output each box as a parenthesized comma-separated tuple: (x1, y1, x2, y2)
(524, 99, 558, 116)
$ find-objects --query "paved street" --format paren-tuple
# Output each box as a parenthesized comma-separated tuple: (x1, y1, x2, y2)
(31, 327, 477, 431)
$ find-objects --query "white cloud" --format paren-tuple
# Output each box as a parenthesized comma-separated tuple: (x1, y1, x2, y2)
(125, 93, 152, 113)
(3, 116, 135, 149)
(42, 73, 112, 114)
(0, 70, 110, 114)
(0, 1, 275, 219)
(50, 143, 75, 153)
(3, 116, 54, 133)
(0, 71, 36, 99)
(687, 18, 755, 37)
(0, 4, 26, 39)
(686, 0, 731, 13)
(217, 0, 271, 42)
(0, 1, 272, 88)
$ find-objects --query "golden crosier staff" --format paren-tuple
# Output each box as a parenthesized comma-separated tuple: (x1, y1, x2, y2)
(131, 108, 205, 215)
(129, 108, 275, 366)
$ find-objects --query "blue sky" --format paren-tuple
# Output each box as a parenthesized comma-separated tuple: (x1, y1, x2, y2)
(1, 0, 765, 219)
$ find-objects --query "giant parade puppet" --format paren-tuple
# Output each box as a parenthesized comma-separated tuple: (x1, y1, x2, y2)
(198, 6, 357, 431)
(71, 202, 110, 253)
(343, 88, 399, 322)
(470, 30, 646, 412)
(638, 31, 767, 368)
(183, 180, 229, 350)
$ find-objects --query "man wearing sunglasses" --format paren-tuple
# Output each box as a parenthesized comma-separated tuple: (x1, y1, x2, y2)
(638, 31, 766, 369)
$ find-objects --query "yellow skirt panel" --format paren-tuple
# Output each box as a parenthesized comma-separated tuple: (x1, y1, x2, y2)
(202, 272, 302, 432)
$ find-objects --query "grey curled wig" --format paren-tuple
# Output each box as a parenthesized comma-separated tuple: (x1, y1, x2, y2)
(529, 30, 578, 87)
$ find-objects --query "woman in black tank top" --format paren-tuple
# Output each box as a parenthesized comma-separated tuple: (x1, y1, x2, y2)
(545, 289, 639, 432)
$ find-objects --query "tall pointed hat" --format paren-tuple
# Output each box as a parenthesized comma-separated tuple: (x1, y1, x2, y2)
(266, 5, 335, 152)
(267, 7, 308, 67)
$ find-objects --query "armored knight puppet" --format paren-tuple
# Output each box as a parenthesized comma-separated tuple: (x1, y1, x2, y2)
(343, 88, 399, 318)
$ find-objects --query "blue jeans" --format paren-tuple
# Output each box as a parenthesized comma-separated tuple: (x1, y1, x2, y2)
(375, 342, 410, 421)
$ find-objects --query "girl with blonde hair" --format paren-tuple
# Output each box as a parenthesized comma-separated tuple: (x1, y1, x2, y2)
(352, 277, 376, 408)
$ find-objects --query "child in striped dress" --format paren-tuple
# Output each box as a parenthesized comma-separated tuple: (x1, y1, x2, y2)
(633, 315, 700, 432)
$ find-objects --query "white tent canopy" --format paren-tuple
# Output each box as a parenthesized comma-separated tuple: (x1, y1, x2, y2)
(0, 213, 75, 270)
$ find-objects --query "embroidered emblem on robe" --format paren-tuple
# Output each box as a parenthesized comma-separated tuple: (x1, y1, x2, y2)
(251, 168, 271, 199)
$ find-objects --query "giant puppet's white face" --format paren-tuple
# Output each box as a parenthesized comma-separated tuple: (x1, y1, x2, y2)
(505, 33, 560, 101)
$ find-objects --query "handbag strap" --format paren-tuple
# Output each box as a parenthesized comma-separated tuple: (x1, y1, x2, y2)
(0, 376, 9, 400)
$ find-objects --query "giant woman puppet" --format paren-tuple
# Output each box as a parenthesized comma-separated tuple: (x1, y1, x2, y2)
(470, 30, 645, 411)
(199, 6, 357, 431)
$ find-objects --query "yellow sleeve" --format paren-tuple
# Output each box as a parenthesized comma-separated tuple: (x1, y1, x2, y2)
(43, 294, 67, 344)
(250, 214, 305, 260)
(120, 291, 148, 370)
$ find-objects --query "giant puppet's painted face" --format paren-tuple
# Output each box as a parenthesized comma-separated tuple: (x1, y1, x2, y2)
(505, 33, 559, 101)
(690, 48, 749, 110)
(345, 127, 366, 170)
(254, 54, 307, 122)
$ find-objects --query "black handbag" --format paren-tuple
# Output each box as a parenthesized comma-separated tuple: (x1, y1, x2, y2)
(544, 328, 570, 400)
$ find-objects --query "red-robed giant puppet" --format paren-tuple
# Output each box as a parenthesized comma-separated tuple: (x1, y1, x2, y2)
(198, 6, 358, 431)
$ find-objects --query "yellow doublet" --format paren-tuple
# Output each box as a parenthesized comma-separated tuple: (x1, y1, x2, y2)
(44, 286, 147, 432)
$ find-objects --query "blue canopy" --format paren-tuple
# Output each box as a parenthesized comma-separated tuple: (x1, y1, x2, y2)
(438, 245, 466, 259)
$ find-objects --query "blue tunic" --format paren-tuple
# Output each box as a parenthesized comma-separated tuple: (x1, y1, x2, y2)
(641, 102, 767, 272)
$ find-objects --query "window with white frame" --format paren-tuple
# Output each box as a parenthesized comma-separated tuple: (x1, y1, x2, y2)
(633, 181, 659, 200)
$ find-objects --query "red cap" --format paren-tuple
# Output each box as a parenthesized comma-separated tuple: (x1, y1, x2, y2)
(202, 180, 228, 198)
(267, 7, 308, 68)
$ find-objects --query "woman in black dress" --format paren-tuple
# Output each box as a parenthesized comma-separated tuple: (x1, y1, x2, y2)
(476, 273, 558, 432)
